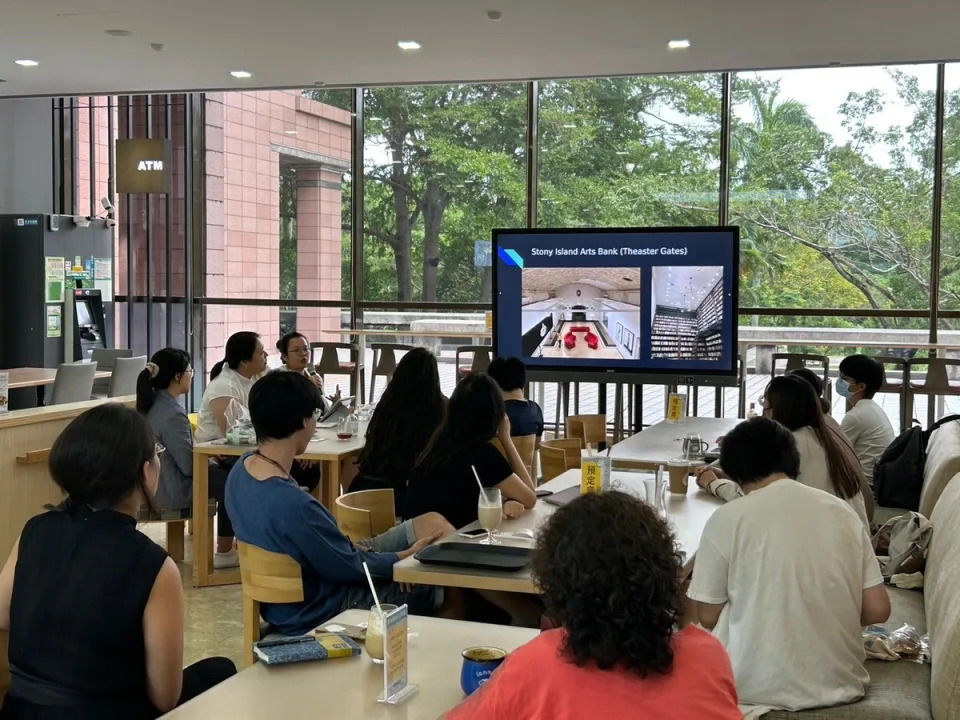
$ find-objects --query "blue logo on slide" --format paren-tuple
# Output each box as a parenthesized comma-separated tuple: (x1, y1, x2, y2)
(498, 247, 524, 268)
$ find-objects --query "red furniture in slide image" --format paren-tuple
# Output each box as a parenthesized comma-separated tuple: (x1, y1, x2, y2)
(585, 331, 599, 350)
(564, 332, 577, 349)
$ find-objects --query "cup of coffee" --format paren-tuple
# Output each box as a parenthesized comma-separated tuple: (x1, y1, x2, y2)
(460, 646, 507, 695)
(667, 459, 691, 494)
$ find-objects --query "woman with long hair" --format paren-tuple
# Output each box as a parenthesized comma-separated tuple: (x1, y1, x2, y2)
(0, 404, 235, 719)
(445, 491, 741, 719)
(195, 331, 268, 568)
(699, 375, 869, 527)
(350, 348, 446, 509)
(136, 348, 195, 511)
(403, 372, 536, 529)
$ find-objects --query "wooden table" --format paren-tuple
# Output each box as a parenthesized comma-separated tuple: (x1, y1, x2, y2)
(191, 428, 365, 588)
(609, 416, 741, 470)
(392, 468, 724, 593)
(163, 610, 536, 719)
(3, 365, 111, 389)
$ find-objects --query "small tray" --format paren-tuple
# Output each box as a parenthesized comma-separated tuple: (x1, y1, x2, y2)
(542, 485, 582, 507)
(415, 542, 532, 571)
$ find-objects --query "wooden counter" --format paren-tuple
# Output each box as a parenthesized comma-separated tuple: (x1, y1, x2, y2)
(0, 395, 135, 563)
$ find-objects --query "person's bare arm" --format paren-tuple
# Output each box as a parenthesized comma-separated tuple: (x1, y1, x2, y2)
(207, 396, 233, 438)
(0, 537, 20, 631)
(697, 601, 726, 631)
(495, 475, 537, 509)
(861, 584, 891, 627)
(143, 558, 185, 713)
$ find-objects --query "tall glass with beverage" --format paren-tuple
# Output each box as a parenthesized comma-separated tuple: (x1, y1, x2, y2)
(365, 603, 398, 664)
(477, 487, 503, 545)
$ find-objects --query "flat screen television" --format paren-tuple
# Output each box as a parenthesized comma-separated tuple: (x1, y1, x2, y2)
(492, 227, 740, 386)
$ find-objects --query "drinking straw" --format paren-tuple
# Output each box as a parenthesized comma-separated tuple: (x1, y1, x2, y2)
(362, 561, 382, 617)
(471, 465, 485, 494)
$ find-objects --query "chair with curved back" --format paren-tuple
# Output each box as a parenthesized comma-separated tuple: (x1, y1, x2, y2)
(539, 444, 568, 483)
(108, 355, 147, 397)
(50, 362, 97, 405)
(455, 346, 492, 383)
(539, 437, 582, 481)
(91, 348, 133, 397)
(491, 434, 538, 483)
(369, 343, 414, 403)
(566, 414, 607, 451)
(237, 542, 304, 668)
(906, 357, 960, 428)
(311, 342, 364, 404)
(335, 489, 397, 543)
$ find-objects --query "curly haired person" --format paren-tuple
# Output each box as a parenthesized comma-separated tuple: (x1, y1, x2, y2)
(445, 491, 741, 719)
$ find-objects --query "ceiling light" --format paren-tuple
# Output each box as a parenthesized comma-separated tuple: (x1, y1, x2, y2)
(397, 40, 421, 51)
(230, 70, 252, 79)
(667, 39, 691, 50)
(14, 60, 39, 67)
(284, 130, 298, 135)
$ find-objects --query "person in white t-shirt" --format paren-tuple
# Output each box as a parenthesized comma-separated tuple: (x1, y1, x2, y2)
(688, 417, 890, 712)
(196, 331, 268, 568)
(697, 375, 870, 528)
(838, 355, 896, 482)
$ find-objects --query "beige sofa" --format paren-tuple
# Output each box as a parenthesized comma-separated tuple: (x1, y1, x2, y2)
(766, 426, 960, 719)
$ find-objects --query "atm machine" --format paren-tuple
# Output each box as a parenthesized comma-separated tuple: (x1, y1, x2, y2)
(0, 214, 115, 408)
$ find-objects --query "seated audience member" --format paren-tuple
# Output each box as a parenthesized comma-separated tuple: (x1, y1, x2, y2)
(698, 375, 869, 528)
(404, 372, 537, 529)
(195, 331, 269, 569)
(225, 371, 453, 636)
(275, 331, 341, 413)
(447, 491, 741, 720)
(0, 404, 235, 719)
(787, 366, 876, 520)
(350, 348, 446, 509)
(136, 348, 195, 512)
(688, 417, 890, 712)
(838, 354, 896, 481)
(486, 357, 544, 438)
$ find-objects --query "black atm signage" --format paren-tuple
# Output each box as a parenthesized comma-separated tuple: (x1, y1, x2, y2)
(115, 138, 171, 194)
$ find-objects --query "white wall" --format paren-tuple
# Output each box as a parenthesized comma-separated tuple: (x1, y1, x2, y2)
(0, 98, 54, 214)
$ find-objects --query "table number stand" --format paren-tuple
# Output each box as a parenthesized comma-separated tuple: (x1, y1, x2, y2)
(377, 604, 418, 705)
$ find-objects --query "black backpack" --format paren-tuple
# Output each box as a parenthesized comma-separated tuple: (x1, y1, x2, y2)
(873, 414, 960, 510)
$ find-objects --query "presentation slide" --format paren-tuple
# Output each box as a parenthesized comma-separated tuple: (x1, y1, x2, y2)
(493, 227, 739, 382)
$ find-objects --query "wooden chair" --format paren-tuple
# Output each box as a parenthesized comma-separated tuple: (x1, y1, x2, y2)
(491, 434, 538, 482)
(238, 542, 304, 668)
(335, 489, 397, 542)
(455, 346, 492, 382)
(539, 437, 582, 482)
(872, 355, 909, 431)
(539, 444, 568, 483)
(566, 414, 607, 450)
(311, 342, 364, 404)
(369, 343, 414, 403)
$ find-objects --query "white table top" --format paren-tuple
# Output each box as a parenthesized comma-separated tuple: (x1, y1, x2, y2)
(193, 425, 365, 460)
(609, 416, 742, 469)
(163, 610, 536, 720)
(392, 468, 724, 592)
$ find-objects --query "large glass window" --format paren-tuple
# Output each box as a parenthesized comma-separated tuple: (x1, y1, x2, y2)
(941, 65, 960, 319)
(537, 75, 722, 228)
(732, 66, 936, 316)
(362, 84, 528, 303)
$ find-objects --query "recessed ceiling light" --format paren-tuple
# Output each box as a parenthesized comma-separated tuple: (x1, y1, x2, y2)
(230, 70, 252, 79)
(284, 130, 298, 135)
(14, 60, 39, 67)
(667, 39, 691, 50)
(105, 29, 132, 37)
(397, 40, 421, 51)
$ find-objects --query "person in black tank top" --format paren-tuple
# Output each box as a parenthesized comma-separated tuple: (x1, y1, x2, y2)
(0, 403, 235, 720)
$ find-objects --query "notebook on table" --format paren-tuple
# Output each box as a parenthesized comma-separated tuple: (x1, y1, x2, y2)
(542, 485, 582, 507)
(252, 633, 362, 665)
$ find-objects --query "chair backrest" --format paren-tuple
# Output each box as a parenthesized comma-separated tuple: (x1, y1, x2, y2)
(50, 362, 98, 405)
(924, 472, 960, 719)
(541, 437, 582, 471)
(539, 444, 568, 483)
(371, 343, 414, 374)
(237, 542, 304, 667)
(335, 489, 397, 542)
(908, 357, 960, 393)
(108, 355, 147, 397)
(771, 353, 829, 385)
(311, 342, 358, 373)
(566, 414, 607, 448)
(491, 435, 537, 481)
(91, 348, 133, 394)
(455, 346, 492, 374)
(872, 355, 908, 389)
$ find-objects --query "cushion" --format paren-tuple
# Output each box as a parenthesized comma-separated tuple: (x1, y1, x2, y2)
(926, 473, 960, 719)
(919, 422, 960, 518)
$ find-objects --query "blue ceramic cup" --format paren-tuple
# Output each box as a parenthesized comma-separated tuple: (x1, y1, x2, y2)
(460, 646, 507, 695)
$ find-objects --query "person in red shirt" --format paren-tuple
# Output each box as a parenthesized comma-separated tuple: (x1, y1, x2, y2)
(445, 490, 741, 720)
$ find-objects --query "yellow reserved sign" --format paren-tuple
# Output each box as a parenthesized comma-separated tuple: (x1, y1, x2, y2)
(485, 311, 493, 329)
(581, 456, 610, 494)
(666, 393, 687, 423)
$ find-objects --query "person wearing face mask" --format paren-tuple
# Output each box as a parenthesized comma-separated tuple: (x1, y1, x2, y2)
(837, 355, 896, 483)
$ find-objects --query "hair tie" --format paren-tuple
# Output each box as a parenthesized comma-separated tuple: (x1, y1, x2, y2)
(145, 362, 160, 378)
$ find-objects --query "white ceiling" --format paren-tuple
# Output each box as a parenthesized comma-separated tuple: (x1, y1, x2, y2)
(653, 266, 722, 311)
(1, 0, 959, 98)
(522, 267, 640, 293)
